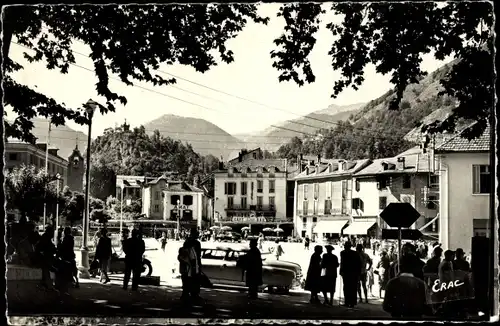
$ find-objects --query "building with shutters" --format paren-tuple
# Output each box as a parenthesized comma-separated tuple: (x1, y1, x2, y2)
(213, 154, 291, 234)
(141, 176, 206, 229)
(435, 125, 493, 255)
(293, 158, 371, 241)
(352, 147, 439, 239)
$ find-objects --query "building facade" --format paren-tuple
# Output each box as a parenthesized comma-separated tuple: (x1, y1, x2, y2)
(353, 147, 439, 238)
(294, 159, 371, 241)
(142, 176, 205, 229)
(5, 139, 69, 188)
(435, 125, 493, 255)
(116, 175, 156, 201)
(213, 158, 291, 233)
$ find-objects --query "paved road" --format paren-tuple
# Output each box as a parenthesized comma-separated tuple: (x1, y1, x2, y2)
(8, 276, 390, 319)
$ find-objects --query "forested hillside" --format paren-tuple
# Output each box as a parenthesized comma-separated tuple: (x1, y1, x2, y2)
(276, 61, 458, 161)
(90, 124, 219, 190)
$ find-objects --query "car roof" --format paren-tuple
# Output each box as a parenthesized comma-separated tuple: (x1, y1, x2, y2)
(202, 245, 249, 252)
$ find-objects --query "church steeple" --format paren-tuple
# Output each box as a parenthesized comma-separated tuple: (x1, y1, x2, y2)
(75, 132, 79, 150)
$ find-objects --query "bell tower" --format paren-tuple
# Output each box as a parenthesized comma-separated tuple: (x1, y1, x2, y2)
(66, 134, 85, 191)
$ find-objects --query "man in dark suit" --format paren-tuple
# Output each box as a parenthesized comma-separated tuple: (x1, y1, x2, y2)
(183, 228, 203, 302)
(123, 229, 145, 291)
(340, 241, 362, 308)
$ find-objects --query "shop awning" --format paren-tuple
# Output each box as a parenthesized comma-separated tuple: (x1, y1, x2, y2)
(313, 220, 349, 234)
(343, 220, 377, 235)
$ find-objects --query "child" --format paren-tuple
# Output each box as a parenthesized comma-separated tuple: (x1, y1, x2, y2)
(367, 266, 375, 298)
(160, 232, 167, 252)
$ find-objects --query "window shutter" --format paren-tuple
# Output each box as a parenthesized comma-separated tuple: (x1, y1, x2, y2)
(224, 183, 228, 195)
(326, 181, 332, 198)
(473, 165, 480, 194)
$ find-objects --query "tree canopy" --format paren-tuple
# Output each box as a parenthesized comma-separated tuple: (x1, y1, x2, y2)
(271, 2, 494, 139)
(3, 4, 268, 142)
(4, 3, 493, 142)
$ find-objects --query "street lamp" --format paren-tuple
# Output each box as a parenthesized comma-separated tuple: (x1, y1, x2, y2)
(120, 183, 125, 233)
(53, 173, 61, 245)
(78, 99, 99, 279)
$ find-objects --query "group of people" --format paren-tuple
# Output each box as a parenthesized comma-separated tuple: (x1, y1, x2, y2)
(304, 241, 374, 308)
(382, 242, 473, 318)
(35, 226, 80, 298)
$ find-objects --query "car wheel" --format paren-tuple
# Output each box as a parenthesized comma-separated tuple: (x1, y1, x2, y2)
(142, 260, 153, 276)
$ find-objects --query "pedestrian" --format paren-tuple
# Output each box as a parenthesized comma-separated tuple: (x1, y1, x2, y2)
(390, 243, 425, 280)
(383, 262, 428, 319)
(95, 228, 112, 284)
(304, 245, 323, 304)
(388, 246, 396, 263)
(356, 243, 372, 304)
(258, 233, 264, 250)
(274, 239, 284, 260)
(160, 232, 167, 252)
(123, 228, 145, 291)
(35, 225, 56, 290)
(367, 266, 375, 297)
(58, 227, 79, 288)
(340, 241, 362, 308)
(320, 245, 339, 305)
(453, 248, 470, 272)
(239, 238, 263, 300)
(304, 236, 310, 250)
(423, 246, 443, 276)
(375, 251, 391, 298)
(181, 228, 203, 304)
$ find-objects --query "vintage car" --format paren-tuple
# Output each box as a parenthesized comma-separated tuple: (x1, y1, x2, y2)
(215, 232, 242, 243)
(200, 245, 303, 294)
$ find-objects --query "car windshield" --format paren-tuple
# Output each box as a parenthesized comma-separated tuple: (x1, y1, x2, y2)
(201, 249, 227, 260)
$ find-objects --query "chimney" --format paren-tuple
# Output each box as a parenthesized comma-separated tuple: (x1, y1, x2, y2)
(397, 157, 405, 170)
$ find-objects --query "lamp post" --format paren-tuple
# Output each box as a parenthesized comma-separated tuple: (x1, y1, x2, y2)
(176, 199, 181, 241)
(78, 99, 98, 279)
(53, 173, 61, 246)
(120, 183, 125, 233)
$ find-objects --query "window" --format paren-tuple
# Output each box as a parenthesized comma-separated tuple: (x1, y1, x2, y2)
(352, 198, 364, 211)
(379, 197, 387, 210)
(314, 183, 319, 200)
(302, 217, 307, 223)
(473, 165, 491, 194)
(427, 195, 437, 209)
(325, 181, 332, 198)
(241, 182, 247, 195)
(154, 191, 160, 200)
(257, 180, 263, 193)
(201, 249, 227, 260)
(241, 197, 247, 209)
(228, 196, 234, 209)
(301, 230, 306, 238)
(269, 196, 275, 208)
(304, 184, 308, 199)
(224, 182, 237, 195)
(430, 175, 439, 187)
(170, 195, 181, 205)
(355, 179, 360, 192)
(183, 195, 193, 206)
(312, 217, 317, 223)
(402, 175, 411, 189)
(302, 200, 308, 214)
(257, 196, 263, 206)
(154, 204, 159, 213)
(8, 153, 18, 161)
(269, 180, 275, 193)
(473, 219, 489, 237)
(324, 199, 332, 214)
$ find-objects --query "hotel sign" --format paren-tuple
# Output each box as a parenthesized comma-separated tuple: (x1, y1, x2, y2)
(231, 216, 268, 223)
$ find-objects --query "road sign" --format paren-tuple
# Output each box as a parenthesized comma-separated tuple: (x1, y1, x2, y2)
(380, 202, 421, 228)
(382, 228, 423, 241)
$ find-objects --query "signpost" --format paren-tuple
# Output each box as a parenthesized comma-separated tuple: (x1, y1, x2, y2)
(380, 202, 421, 275)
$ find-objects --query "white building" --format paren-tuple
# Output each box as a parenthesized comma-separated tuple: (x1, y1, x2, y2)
(213, 157, 291, 234)
(435, 125, 494, 255)
(142, 176, 205, 229)
(294, 159, 371, 241)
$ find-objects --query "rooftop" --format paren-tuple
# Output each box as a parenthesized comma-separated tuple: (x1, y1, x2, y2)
(436, 124, 490, 152)
(217, 159, 288, 173)
(354, 152, 433, 176)
(146, 177, 203, 193)
(295, 159, 371, 180)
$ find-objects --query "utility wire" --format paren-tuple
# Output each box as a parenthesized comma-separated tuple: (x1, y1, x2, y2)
(15, 34, 405, 141)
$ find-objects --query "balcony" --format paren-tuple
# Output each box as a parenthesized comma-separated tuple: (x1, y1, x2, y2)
(225, 204, 276, 212)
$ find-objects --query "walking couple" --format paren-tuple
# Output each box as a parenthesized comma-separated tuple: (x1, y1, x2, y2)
(304, 245, 339, 305)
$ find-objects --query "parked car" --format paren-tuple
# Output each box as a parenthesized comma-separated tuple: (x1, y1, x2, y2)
(88, 251, 153, 277)
(215, 232, 242, 243)
(200, 245, 303, 294)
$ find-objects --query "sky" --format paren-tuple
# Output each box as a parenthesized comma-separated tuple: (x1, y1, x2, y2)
(7, 3, 452, 138)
